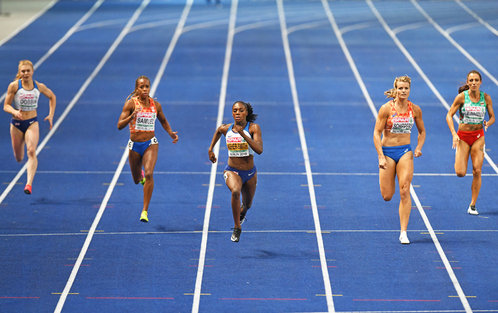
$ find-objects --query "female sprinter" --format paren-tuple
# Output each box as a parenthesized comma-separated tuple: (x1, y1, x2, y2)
(446, 70, 494, 215)
(3, 60, 56, 194)
(208, 101, 263, 242)
(117, 76, 178, 223)
(373, 76, 426, 244)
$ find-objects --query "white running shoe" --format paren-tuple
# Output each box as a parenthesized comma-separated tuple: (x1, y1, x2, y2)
(467, 205, 479, 215)
(399, 231, 410, 244)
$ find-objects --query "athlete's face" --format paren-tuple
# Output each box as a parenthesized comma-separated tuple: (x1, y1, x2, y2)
(136, 78, 150, 98)
(467, 73, 481, 91)
(19, 65, 33, 80)
(396, 81, 410, 99)
(232, 102, 248, 124)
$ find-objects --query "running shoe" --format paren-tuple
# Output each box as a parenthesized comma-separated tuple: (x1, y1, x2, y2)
(139, 170, 146, 185)
(467, 205, 479, 215)
(140, 210, 148, 223)
(24, 184, 32, 195)
(240, 204, 248, 225)
(399, 231, 410, 244)
(231, 227, 241, 242)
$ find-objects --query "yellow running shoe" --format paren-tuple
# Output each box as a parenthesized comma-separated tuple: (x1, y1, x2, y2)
(140, 210, 148, 223)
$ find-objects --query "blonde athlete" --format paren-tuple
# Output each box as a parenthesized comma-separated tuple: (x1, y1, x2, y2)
(208, 101, 263, 242)
(373, 76, 426, 244)
(446, 70, 494, 215)
(3, 60, 56, 194)
(118, 76, 178, 223)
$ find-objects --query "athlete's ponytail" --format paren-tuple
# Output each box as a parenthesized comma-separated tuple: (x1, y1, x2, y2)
(384, 75, 411, 99)
(234, 101, 257, 123)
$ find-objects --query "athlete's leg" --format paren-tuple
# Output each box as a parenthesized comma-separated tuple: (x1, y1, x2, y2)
(128, 149, 143, 184)
(10, 124, 25, 162)
(396, 151, 414, 232)
(24, 122, 39, 186)
(141, 144, 158, 212)
(469, 137, 485, 207)
(224, 171, 243, 228)
(455, 140, 471, 177)
(241, 173, 257, 211)
(379, 157, 397, 201)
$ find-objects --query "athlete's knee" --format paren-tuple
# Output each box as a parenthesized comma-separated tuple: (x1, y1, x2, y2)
(472, 167, 481, 177)
(231, 189, 241, 199)
(26, 147, 36, 158)
(456, 171, 466, 177)
(399, 183, 410, 197)
(381, 191, 393, 202)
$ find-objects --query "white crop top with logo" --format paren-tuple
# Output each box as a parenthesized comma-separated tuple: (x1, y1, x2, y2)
(13, 79, 40, 112)
(225, 123, 254, 157)
(460, 90, 486, 125)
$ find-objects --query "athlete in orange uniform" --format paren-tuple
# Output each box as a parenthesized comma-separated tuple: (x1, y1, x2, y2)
(118, 76, 178, 222)
(373, 76, 426, 244)
(446, 70, 494, 215)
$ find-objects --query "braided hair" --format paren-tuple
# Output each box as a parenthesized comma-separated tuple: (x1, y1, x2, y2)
(233, 101, 257, 123)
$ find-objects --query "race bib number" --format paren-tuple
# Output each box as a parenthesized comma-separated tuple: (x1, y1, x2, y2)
(134, 111, 156, 131)
(227, 136, 250, 157)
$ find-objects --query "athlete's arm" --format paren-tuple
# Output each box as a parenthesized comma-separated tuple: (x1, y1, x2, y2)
(37, 81, 56, 129)
(208, 124, 229, 163)
(235, 123, 263, 155)
(117, 99, 136, 130)
(446, 93, 464, 149)
(155, 100, 178, 143)
(484, 93, 494, 130)
(413, 104, 426, 157)
(3, 82, 22, 119)
(373, 104, 389, 169)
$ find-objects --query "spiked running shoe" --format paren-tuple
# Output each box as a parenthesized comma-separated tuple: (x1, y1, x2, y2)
(231, 227, 241, 242)
(467, 205, 479, 215)
(24, 184, 32, 195)
(140, 210, 148, 223)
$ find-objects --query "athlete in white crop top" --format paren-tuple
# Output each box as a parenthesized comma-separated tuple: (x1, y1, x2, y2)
(3, 60, 56, 195)
(208, 101, 263, 242)
(446, 70, 495, 215)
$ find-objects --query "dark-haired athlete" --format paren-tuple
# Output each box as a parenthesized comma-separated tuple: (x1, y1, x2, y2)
(208, 101, 263, 242)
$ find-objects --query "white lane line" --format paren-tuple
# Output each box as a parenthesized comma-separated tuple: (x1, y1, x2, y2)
(0, 0, 57, 47)
(411, 0, 498, 87)
(455, 0, 498, 36)
(191, 1, 238, 312)
(0, 0, 104, 206)
(367, 0, 498, 175)
(54, 0, 193, 313)
(277, 0, 335, 312)
(366, 1, 473, 312)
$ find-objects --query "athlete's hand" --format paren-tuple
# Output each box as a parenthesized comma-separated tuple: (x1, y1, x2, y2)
(378, 155, 387, 169)
(169, 131, 179, 143)
(208, 150, 217, 163)
(414, 149, 422, 157)
(232, 124, 244, 134)
(44, 115, 54, 129)
(484, 120, 488, 132)
(452, 133, 460, 149)
(13, 109, 22, 120)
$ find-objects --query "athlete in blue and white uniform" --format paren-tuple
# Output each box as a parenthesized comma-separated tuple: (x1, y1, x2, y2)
(373, 76, 426, 244)
(446, 70, 495, 215)
(3, 60, 56, 194)
(208, 101, 263, 242)
(118, 76, 178, 223)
